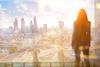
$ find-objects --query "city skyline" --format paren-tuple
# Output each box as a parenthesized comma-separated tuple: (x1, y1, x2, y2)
(0, 1, 100, 66)
(0, 0, 94, 29)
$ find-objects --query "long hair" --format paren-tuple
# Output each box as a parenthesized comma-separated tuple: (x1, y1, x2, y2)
(76, 9, 88, 27)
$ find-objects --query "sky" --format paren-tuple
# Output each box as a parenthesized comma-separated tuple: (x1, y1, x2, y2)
(0, 0, 94, 29)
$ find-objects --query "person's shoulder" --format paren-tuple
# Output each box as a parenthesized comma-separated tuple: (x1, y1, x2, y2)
(88, 21, 91, 24)
(74, 21, 77, 25)
(87, 21, 91, 27)
(88, 21, 91, 25)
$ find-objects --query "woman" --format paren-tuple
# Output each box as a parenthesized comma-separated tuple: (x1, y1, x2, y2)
(72, 9, 91, 67)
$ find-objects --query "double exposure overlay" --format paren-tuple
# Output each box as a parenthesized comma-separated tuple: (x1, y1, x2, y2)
(0, 0, 100, 67)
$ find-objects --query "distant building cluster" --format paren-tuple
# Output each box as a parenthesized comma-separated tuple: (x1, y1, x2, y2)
(0, 16, 39, 55)
(9, 16, 38, 34)
(0, 16, 66, 55)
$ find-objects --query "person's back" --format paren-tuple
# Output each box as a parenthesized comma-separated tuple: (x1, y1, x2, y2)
(72, 9, 91, 67)
(72, 9, 91, 50)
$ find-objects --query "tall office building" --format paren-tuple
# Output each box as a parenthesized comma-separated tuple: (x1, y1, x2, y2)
(30, 21, 34, 33)
(95, 0, 100, 44)
(94, 0, 100, 61)
(13, 18, 18, 32)
(58, 21, 64, 31)
(43, 24, 48, 32)
(9, 26, 13, 33)
(33, 16, 38, 32)
(39, 27, 43, 33)
(21, 18, 25, 33)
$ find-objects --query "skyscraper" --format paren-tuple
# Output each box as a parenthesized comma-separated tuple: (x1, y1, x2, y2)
(43, 24, 47, 32)
(9, 26, 13, 33)
(13, 18, 18, 32)
(95, 0, 100, 44)
(58, 21, 64, 31)
(30, 21, 34, 33)
(33, 16, 38, 33)
(39, 27, 43, 33)
(21, 18, 25, 33)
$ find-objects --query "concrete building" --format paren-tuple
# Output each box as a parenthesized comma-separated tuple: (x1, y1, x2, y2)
(13, 18, 18, 33)
(58, 21, 64, 31)
(21, 18, 26, 33)
(95, 0, 100, 44)
(33, 16, 38, 33)
(30, 21, 34, 33)
(43, 24, 48, 32)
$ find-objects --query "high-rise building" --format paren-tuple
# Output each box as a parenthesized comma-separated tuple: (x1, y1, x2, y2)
(30, 21, 34, 33)
(43, 24, 47, 32)
(13, 18, 18, 32)
(58, 21, 64, 31)
(94, 0, 100, 61)
(33, 16, 38, 32)
(13, 18, 18, 33)
(39, 27, 43, 33)
(9, 26, 13, 33)
(21, 18, 25, 33)
(95, 0, 100, 44)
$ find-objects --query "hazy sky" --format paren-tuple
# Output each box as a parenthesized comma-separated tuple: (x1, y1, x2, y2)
(0, 0, 94, 28)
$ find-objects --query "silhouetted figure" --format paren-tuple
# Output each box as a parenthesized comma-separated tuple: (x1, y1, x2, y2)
(72, 9, 91, 67)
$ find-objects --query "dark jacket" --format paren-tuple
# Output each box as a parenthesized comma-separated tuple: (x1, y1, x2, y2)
(72, 9, 91, 50)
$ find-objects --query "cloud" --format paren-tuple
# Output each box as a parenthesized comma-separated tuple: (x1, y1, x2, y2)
(37, 0, 94, 28)
(14, 0, 37, 4)
(14, 0, 37, 17)
(0, 4, 13, 28)
(16, 3, 36, 16)
(0, 0, 93, 28)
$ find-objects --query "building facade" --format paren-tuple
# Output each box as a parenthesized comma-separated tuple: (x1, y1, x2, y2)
(95, 0, 100, 44)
